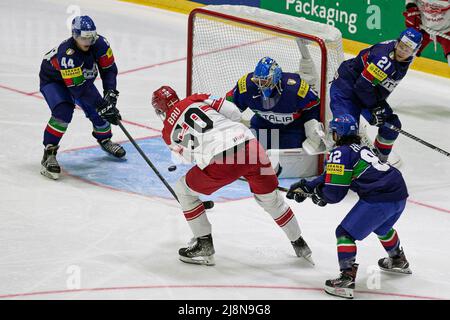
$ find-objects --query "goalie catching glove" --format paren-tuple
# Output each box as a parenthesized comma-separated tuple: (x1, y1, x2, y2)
(97, 89, 121, 125)
(286, 179, 327, 207)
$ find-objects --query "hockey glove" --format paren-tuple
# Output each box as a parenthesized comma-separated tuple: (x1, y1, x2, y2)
(403, 4, 421, 30)
(369, 106, 386, 127)
(287, 179, 327, 207)
(286, 179, 312, 203)
(97, 101, 121, 125)
(97, 89, 121, 125)
(310, 184, 327, 207)
(103, 89, 119, 108)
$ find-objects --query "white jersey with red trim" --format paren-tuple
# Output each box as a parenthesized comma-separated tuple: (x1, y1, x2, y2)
(407, 0, 450, 33)
(162, 94, 255, 169)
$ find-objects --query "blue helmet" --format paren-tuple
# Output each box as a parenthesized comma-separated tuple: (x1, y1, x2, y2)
(329, 114, 359, 137)
(71, 16, 97, 46)
(398, 28, 423, 54)
(252, 57, 282, 100)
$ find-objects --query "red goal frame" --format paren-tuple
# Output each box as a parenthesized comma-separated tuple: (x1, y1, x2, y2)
(186, 8, 328, 173)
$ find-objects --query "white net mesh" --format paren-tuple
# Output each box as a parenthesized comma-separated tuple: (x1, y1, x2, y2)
(188, 5, 345, 126)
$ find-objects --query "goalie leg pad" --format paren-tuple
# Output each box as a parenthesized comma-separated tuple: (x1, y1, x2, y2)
(254, 190, 302, 241)
(174, 176, 212, 238)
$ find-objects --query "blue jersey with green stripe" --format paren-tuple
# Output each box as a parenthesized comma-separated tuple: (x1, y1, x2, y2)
(308, 144, 408, 203)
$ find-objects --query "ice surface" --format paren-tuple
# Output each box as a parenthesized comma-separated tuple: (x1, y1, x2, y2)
(0, 0, 449, 300)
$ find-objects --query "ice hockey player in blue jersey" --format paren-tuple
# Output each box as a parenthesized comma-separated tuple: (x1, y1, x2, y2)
(286, 114, 411, 299)
(330, 28, 423, 162)
(39, 16, 125, 180)
(226, 57, 322, 151)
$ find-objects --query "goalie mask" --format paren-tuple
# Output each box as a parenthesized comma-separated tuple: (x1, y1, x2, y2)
(151, 86, 180, 118)
(252, 57, 282, 100)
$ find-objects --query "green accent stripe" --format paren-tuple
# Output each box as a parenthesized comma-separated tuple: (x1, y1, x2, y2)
(337, 236, 355, 245)
(94, 125, 111, 133)
(378, 228, 395, 241)
(376, 135, 395, 145)
(329, 171, 352, 185)
(72, 74, 85, 86)
(48, 118, 67, 132)
(352, 160, 370, 179)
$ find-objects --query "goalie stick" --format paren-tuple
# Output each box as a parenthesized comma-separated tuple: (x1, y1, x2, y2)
(117, 121, 215, 209)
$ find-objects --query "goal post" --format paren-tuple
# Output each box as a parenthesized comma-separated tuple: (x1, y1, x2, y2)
(186, 5, 344, 175)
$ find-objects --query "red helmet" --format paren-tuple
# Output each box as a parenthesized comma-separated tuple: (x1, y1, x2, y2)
(151, 86, 180, 116)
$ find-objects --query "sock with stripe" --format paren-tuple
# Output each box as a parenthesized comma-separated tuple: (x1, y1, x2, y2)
(92, 123, 112, 141)
(44, 116, 68, 146)
(374, 134, 395, 157)
(378, 228, 401, 258)
(336, 225, 357, 271)
(183, 202, 211, 238)
(254, 190, 302, 242)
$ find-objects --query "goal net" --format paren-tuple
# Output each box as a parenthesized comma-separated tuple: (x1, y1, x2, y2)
(187, 5, 345, 175)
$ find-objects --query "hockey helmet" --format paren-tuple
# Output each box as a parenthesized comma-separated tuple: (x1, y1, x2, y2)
(397, 27, 423, 57)
(72, 16, 98, 46)
(329, 114, 359, 137)
(151, 86, 180, 116)
(252, 57, 282, 100)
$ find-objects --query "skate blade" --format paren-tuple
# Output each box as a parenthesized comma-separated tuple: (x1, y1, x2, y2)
(386, 152, 402, 168)
(302, 254, 315, 266)
(101, 147, 126, 159)
(324, 286, 354, 299)
(379, 266, 412, 275)
(40, 167, 59, 180)
(179, 255, 215, 266)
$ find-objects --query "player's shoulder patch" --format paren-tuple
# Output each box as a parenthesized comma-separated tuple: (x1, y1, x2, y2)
(57, 39, 72, 55)
(96, 37, 115, 69)
(66, 48, 75, 56)
(297, 79, 310, 98)
(238, 73, 249, 94)
(287, 78, 297, 85)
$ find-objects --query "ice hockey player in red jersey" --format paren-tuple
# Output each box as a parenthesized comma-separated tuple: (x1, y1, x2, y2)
(404, 0, 450, 65)
(151, 85, 313, 266)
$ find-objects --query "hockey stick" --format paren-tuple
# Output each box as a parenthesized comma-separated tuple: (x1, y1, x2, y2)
(117, 121, 214, 209)
(420, 25, 450, 41)
(384, 122, 450, 158)
(237, 177, 312, 197)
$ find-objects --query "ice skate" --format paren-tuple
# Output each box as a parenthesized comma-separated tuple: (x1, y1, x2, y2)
(378, 249, 412, 274)
(179, 234, 215, 266)
(291, 236, 314, 265)
(98, 138, 126, 158)
(40, 144, 61, 180)
(324, 263, 358, 299)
